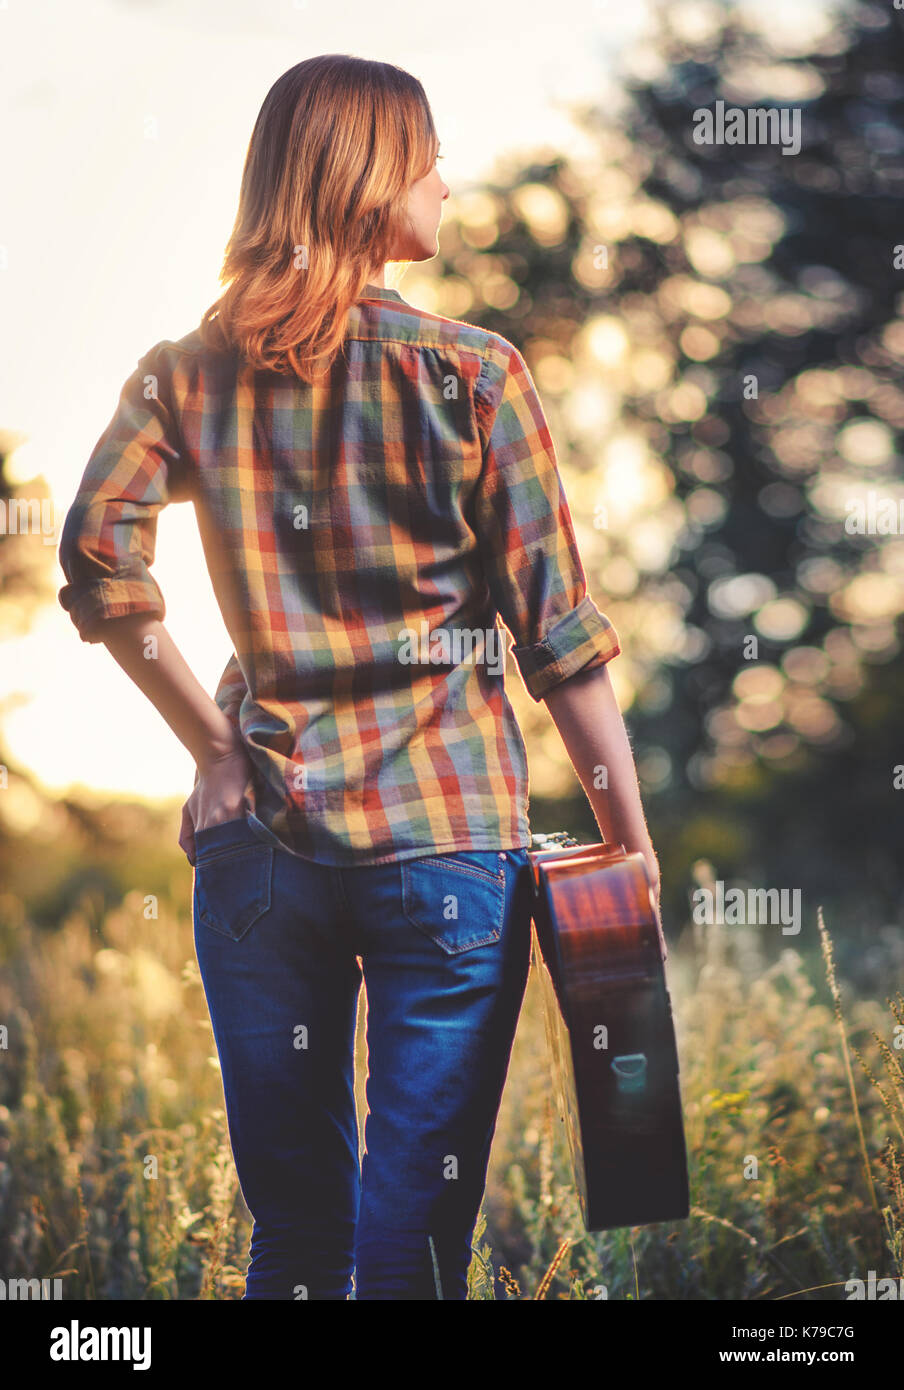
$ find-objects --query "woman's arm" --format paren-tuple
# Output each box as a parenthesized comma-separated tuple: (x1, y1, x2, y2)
(96, 612, 253, 861)
(99, 613, 237, 767)
(543, 662, 660, 903)
(469, 340, 658, 896)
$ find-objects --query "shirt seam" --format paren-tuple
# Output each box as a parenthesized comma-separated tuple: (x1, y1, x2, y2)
(340, 332, 494, 360)
(474, 333, 514, 430)
(163, 329, 502, 369)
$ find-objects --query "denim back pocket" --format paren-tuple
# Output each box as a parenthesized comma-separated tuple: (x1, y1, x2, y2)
(193, 818, 274, 942)
(401, 851, 507, 955)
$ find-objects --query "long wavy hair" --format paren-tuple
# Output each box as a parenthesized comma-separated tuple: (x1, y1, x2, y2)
(199, 55, 438, 382)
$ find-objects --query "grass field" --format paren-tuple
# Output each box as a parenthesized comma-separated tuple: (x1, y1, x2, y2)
(0, 872, 901, 1300)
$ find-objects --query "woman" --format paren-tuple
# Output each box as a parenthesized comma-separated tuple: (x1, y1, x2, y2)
(58, 54, 660, 1301)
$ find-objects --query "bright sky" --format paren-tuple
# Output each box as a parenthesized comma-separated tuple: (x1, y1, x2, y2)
(0, 0, 830, 802)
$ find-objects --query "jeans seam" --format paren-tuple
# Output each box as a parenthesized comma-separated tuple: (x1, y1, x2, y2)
(418, 857, 503, 885)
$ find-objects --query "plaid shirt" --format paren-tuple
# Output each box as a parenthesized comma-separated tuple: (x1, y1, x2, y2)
(58, 284, 621, 864)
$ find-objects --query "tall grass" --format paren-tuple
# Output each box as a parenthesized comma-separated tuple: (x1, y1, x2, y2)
(0, 881, 901, 1299)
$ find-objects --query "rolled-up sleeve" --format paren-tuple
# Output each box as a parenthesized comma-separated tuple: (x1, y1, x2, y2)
(57, 341, 192, 642)
(472, 336, 620, 701)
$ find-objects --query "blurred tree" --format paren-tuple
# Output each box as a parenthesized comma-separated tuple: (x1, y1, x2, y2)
(427, 0, 904, 927)
(600, 0, 904, 925)
(0, 434, 55, 637)
(0, 437, 122, 911)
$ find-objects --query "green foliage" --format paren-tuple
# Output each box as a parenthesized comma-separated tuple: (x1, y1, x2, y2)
(477, 914, 903, 1300)
(421, 0, 904, 926)
(1, 865, 901, 1300)
(0, 886, 249, 1299)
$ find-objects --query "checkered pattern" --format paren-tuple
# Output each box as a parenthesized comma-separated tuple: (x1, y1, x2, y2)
(58, 284, 620, 864)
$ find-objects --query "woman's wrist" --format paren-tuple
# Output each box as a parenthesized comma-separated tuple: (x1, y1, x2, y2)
(195, 733, 246, 775)
(595, 812, 653, 853)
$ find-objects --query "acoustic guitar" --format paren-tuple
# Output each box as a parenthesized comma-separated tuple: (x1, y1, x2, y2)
(525, 831, 689, 1232)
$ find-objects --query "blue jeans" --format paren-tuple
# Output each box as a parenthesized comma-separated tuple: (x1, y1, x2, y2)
(191, 815, 533, 1301)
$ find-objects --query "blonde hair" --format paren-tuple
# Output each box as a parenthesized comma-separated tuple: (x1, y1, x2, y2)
(199, 54, 438, 382)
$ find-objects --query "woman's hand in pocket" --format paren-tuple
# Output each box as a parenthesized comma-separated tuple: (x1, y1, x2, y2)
(179, 743, 255, 865)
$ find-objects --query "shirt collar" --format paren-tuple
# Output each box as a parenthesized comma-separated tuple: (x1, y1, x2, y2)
(359, 283, 407, 304)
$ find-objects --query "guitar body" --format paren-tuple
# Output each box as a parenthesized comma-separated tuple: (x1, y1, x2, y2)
(527, 832, 689, 1232)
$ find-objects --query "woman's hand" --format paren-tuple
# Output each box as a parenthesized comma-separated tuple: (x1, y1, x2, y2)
(619, 834, 666, 959)
(638, 840, 661, 910)
(633, 837, 667, 962)
(179, 743, 255, 865)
